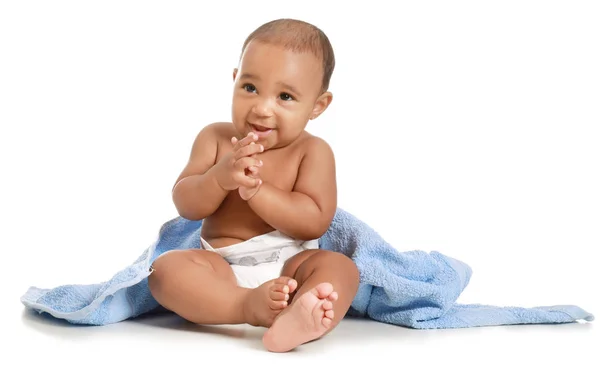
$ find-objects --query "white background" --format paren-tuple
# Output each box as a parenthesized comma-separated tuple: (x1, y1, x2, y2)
(1, 0, 598, 363)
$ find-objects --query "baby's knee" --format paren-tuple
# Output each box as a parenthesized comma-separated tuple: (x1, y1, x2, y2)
(150, 249, 185, 273)
(328, 251, 359, 276)
(148, 251, 175, 294)
(148, 250, 199, 290)
(148, 249, 233, 290)
(311, 250, 359, 279)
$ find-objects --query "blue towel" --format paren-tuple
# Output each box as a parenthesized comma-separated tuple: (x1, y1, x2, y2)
(21, 208, 594, 328)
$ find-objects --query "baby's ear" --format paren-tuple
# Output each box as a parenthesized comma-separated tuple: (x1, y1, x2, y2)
(310, 91, 333, 120)
(232, 68, 238, 81)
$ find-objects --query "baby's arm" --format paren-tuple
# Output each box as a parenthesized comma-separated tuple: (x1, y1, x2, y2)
(171, 123, 227, 220)
(247, 137, 337, 240)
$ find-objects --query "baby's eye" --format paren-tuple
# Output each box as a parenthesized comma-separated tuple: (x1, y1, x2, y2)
(280, 92, 294, 101)
(243, 84, 257, 93)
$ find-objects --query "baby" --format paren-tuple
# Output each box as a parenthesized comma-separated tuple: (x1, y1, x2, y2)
(148, 18, 359, 353)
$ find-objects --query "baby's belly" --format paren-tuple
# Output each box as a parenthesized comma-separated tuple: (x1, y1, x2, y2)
(200, 202, 274, 249)
(200, 173, 297, 248)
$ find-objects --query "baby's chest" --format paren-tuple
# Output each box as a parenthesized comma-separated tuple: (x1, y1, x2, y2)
(259, 154, 301, 191)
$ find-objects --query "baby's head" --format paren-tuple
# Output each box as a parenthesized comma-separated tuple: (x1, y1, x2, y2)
(231, 19, 335, 149)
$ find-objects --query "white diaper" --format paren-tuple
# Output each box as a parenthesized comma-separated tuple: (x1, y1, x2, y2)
(201, 231, 318, 289)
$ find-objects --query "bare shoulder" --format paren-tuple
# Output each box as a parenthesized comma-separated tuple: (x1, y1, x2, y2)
(196, 122, 236, 142)
(188, 122, 236, 154)
(174, 122, 235, 185)
(292, 132, 337, 231)
(209, 122, 238, 139)
(294, 133, 336, 185)
(297, 132, 335, 162)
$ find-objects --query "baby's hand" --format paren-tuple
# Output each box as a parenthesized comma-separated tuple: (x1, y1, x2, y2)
(214, 132, 263, 191)
(238, 160, 262, 200)
(232, 134, 264, 201)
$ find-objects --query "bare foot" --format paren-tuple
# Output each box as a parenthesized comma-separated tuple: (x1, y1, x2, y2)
(243, 276, 298, 327)
(262, 282, 339, 352)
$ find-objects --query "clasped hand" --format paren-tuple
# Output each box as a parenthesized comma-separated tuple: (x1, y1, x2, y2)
(214, 132, 264, 200)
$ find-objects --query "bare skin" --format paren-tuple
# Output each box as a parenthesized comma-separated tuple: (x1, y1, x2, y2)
(149, 248, 298, 327)
(265, 249, 359, 352)
(264, 282, 337, 352)
(148, 38, 360, 352)
(191, 123, 322, 249)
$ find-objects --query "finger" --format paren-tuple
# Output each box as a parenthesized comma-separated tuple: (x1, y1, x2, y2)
(231, 136, 238, 145)
(235, 174, 261, 188)
(246, 166, 260, 176)
(232, 132, 258, 151)
(234, 142, 264, 160)
(234, 156, 262, 171)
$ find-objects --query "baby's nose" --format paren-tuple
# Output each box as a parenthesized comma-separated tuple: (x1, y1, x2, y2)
(252, 98, 275, 117)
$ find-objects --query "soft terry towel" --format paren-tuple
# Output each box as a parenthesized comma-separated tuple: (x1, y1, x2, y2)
(21, 208, 594, 328)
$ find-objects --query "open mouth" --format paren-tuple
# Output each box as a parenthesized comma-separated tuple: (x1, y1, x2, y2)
(251, 123, 272, 132)
(249, 123, 274, 137)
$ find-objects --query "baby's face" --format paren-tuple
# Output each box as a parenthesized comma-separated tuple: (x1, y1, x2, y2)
(231, 41, 326, 149)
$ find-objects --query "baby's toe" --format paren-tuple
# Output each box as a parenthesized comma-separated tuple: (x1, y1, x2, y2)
(322, 300, 334, 311)
(273, 276, 291, 284)
(273, 276, 297, 292)
(328, 291, 339, 302)
(268, 299, 288, 310)
(325, 309, 334, 320)
(270, 283, 290, 294)
(313, 282, 334, 299)
(269, 289, 289, 301)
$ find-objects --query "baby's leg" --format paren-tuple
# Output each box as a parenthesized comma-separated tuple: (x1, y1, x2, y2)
(148, 249, 295, 326)
(262, 250, 360, 352)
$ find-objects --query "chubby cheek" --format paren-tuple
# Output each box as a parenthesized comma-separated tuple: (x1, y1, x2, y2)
(277, 116, 304, 138)
(231, 99, 249, 124)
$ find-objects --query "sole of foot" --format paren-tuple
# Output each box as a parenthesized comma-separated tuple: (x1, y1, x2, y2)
(262, 282, 338, 352)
